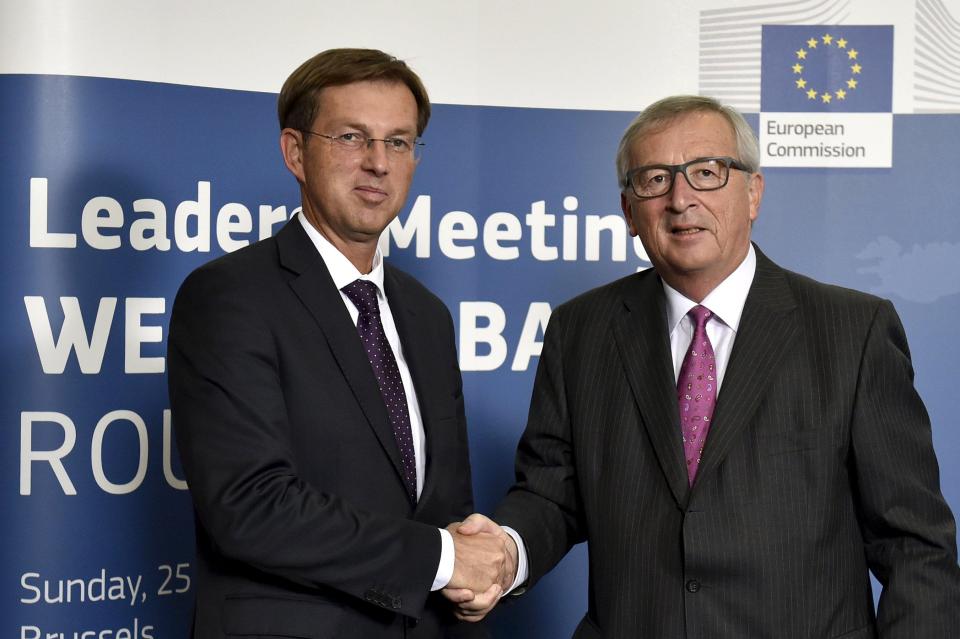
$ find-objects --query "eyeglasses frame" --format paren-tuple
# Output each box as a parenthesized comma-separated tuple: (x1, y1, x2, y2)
(300, 130, 425, 160)
(623, 156, 751, 199)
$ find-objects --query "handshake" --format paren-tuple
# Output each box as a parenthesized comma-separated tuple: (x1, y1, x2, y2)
(442, 514, 520, 622)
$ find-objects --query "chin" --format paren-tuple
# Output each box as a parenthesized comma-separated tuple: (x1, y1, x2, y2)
(666, 247, 715, 266)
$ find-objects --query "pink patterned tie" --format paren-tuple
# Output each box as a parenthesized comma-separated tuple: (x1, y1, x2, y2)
(677, 305, 717, 484)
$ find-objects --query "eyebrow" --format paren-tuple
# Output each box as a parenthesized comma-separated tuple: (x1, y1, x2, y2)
(335, 121, 417, 137)
(635, 156, 729, 168)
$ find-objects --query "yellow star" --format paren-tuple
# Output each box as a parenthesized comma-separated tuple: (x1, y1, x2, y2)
(847, 78, 858, 89)
(821, 93, 832, 103)
(807, 38, 818, 48)
(796, 78, 807, 88)
(851, 63, 862, 74)
(837, 37, 847, 48)
(822, 34, 833, 45)
(848, 49, 858, 59)
(792, 63, 803, 73)
(796, 49, 807, 59)
(807, 89, 818, 99)
(835, 89, 846, 100)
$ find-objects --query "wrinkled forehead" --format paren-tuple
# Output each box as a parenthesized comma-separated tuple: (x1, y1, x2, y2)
(628, 111, 738, 163)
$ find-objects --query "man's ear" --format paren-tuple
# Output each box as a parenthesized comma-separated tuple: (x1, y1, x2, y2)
(747, 171, 764, 223)
(621, 192, 639, 237)
(279, 128, 307, 184)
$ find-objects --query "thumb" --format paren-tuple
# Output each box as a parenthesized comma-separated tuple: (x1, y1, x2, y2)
(457, 513, 496, 536)
(441, 587, 475, 604)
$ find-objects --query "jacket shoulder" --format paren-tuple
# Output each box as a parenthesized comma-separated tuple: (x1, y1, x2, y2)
(172, 236, 283, 317)
(779, 265, 887, 312)
(384, 263, 451, 317)
(556, 269, 655, 315)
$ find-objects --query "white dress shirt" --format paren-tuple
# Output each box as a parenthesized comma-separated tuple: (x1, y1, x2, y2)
(508, 245, 758, 593)
(298, 215, 454, 591)
(664, 244, 757, 389)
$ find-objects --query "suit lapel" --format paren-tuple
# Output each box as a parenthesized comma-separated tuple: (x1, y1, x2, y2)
(694, 246, 800, 487)
(276, 220, 408, 487)
(384, 267, 444, 511)
(612, 271, 690, 507)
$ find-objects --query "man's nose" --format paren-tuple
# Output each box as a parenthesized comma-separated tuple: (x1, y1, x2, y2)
(667, 170, 697, 211)
(361, 139, 390, 175)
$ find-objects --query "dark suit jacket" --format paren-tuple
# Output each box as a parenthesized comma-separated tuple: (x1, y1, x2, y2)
(168, 218, 482, 638)
(495, 246, 960, 639)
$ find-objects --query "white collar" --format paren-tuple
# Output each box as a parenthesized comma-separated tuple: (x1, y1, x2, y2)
(663, 243, 756, 333)
(298, 214, 385, 296)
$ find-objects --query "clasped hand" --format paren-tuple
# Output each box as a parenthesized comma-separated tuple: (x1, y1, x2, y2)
(442, 514, 518, 622)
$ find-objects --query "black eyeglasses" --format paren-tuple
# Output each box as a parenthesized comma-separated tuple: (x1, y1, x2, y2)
(623, 156, 751, 199)
(302, 131, 424, 160)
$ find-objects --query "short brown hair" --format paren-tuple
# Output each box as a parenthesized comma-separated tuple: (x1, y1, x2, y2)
(278, 48, 431, 136)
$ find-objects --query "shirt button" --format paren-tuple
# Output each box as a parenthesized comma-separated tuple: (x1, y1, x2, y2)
(685, 579, 701, 593)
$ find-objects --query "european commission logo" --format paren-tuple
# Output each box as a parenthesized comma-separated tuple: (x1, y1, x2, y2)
(759, 25, 894, 167)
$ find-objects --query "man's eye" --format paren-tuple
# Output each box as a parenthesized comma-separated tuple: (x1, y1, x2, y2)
(644, 172, 669, 187)
(338, 133, 362, 143)
(387, 138, 411, 151)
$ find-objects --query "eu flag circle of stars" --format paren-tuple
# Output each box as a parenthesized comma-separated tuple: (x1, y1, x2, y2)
(791, 32, 863, 104)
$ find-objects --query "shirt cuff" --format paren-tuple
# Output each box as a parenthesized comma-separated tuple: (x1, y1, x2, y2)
(501, 525, 529, 595)
(431, 527, 455, 591)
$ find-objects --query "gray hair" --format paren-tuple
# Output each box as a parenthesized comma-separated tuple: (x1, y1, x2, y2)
(616, 95, 760, 190)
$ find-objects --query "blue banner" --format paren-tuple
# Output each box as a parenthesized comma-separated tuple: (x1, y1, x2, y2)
(3, 74, 959, 638)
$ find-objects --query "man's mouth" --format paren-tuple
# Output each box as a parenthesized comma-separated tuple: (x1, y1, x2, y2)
(355, 185, 388, 201)
(672, 226, 704, 236)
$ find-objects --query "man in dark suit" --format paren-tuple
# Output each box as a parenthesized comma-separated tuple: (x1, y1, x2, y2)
(168, 48, 508, 638)
(447, 95, 960, 637)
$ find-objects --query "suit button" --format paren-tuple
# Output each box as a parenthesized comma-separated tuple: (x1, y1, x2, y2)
(685, 579, 701, 593)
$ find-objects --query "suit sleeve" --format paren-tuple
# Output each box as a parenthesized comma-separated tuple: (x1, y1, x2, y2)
(494, 307, 587, 589)
(851, 300, 960, 637)
(445, 307, 476, 523)
(167, 264, 440, 618)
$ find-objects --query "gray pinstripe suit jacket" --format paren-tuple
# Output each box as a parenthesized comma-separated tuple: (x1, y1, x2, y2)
(495, 246, 960, 639)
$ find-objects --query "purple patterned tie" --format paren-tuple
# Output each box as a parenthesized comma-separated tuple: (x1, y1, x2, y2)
(341, 279, 417, 503)
(677, 305, 717, 485)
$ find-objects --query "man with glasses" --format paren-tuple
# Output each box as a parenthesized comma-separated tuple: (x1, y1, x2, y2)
(448, 95, 960, 637)
(169, 48, 505, 638)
